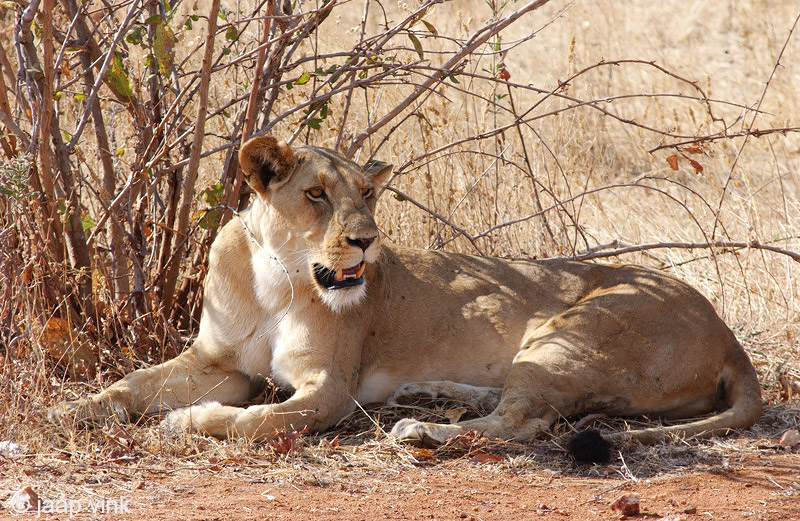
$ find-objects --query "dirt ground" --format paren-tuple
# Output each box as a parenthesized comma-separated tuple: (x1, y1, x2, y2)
(94, 455, 800, 521)
(3, 441, 799, 521)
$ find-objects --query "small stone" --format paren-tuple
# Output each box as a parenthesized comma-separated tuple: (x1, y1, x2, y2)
(610, 493, 640, 517)
(8, 486, 40, 513)
(778, 429, 800, 448)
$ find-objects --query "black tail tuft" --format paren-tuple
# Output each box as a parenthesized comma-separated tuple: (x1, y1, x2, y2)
(566, 429, 611, 464)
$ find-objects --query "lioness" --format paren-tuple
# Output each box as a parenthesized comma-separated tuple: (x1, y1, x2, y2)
(50, 135, 762, 462)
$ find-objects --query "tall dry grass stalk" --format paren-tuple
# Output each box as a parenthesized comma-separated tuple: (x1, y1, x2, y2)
(0, 0, 798, 461)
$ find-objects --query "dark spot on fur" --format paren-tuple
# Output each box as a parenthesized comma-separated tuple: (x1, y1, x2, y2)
(566, 429, 611, 464)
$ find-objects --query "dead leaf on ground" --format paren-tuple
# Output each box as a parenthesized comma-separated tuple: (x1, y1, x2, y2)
(267, 426, 308, 456)
(411, 447, 435, 461)
(469, 452, 504, 465)
(37, 317, 97, 377)
(444, 407, 467, 424)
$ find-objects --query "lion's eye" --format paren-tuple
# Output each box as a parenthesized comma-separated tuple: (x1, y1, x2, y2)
(306, 188, 326, 201)
(362, 187, 374, 199)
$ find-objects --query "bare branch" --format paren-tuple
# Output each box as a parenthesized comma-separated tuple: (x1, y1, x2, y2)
(161, 0, 221, 308)
(564, 240, 800, 264)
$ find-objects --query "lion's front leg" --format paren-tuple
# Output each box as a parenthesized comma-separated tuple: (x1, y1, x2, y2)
(49, 344, 256, 426)
(163, 380, 354, 440)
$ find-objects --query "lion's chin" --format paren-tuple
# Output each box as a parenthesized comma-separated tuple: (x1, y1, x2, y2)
(318, 281, 367, 312)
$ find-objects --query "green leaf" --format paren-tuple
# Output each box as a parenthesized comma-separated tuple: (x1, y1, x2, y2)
(202, 183, 225, 205)
(81, 213, 96, 231)
(144, 14, 163, 25)
(306, 118, 322, 130)
(294, 71, 311, 85)
(320, 103, 328, 120)
(222, 47, 231, 56)
(408, 32, 424, 60)
(225, 26, 238, 41)
(73, 92, 85, 101)
(421, 20, 438, 36)
(107, 53, 133, 99)
(126, 25, 144, 45)
(198, 208, 220, 229)
(153, 23, 176, 75)
(393, 193, 406, 202)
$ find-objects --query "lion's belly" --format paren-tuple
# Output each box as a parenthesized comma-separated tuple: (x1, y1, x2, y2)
(357, 371, 405, 403)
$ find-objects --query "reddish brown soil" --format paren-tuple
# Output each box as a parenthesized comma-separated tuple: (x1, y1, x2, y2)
(10, 452, 797, 521)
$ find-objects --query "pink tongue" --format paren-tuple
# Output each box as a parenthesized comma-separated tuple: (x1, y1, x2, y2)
(342, 266, 360, 276)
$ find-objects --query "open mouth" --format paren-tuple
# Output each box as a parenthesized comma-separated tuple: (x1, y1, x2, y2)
(313, 262, 366, 290)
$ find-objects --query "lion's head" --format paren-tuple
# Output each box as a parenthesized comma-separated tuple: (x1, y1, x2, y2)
(238, 135, 393, 311)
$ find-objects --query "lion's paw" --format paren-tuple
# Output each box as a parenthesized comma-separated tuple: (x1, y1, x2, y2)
(160, 401, 222, 436)
(47, 398, 128, 427)
(390, 418, 464, 447)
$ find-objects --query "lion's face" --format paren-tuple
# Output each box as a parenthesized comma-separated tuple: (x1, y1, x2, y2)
(238, 135, 392, 311)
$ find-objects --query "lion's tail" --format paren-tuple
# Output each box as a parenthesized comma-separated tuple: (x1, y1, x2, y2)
(567, 341, 762, 463)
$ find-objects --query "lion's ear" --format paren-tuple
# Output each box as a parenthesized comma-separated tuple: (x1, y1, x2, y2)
(238, 135, 298, 197)
(362, 160, 393, 193)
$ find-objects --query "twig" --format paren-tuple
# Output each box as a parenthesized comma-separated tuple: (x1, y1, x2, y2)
(0, 107, 29, 148)
(382, 186, 484, 255)
(161, 0, 221, 308)
(648, 127, 800, 153)
(65, 0, 144, 151)
(711, 12, 800, 242)
(346, 0, 555, 157)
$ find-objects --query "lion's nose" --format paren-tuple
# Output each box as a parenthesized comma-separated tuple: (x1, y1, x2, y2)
(347, 236, 375, 251)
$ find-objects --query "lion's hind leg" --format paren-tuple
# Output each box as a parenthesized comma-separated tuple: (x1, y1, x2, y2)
(387, 381, 502, 411)
(389, 379, 559, 447)
(391, 322, 596, 447)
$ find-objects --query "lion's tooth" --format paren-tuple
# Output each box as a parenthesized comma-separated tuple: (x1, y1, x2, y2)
(356, 263, 366, 278)
(336, 268, 344, 281)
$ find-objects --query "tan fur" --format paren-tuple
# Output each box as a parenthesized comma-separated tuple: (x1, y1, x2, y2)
(49, 136, 762, 447)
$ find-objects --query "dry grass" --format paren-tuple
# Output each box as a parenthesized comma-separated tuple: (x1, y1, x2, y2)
(1, 0, 800, 500)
